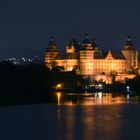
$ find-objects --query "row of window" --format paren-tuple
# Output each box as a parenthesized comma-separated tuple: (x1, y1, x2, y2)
(81, 68, 125, 72)
(94, 60, 125, 63)
(93, 69, 125, 72)
(94, 65, 125, 68)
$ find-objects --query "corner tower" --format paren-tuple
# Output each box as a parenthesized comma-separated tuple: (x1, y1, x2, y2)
(45, 36, 59, 69)
(121, 36, 138, 71)
(79, 34, 94, 75)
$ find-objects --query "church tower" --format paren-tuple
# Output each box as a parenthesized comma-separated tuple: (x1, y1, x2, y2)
(121, 36, 138, 71)
(80, 34, 94, 75)
(45, 36, 59, 69)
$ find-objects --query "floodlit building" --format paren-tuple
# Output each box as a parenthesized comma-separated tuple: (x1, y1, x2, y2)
(45, 34, 139, 76)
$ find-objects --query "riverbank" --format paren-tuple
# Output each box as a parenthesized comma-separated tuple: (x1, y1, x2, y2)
(0, 61, 140, 106)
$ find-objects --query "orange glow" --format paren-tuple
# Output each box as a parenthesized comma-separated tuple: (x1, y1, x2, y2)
(56, 92, 61, 105)
(56, 83, 63, 89)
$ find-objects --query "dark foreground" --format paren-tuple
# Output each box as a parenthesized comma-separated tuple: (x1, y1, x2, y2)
(0, 98, 140, 140)
(1, 61, 140, 107)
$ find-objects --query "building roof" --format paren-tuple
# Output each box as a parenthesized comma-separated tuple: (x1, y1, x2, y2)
(67, 38, 80, 52)
(46, 36, 58, 52)
(110, 52, 126, 59)
(122, 36, 135, 50)
(48, 36, 56, 46)
(94, 51, 126, 60)
(55, 53, 79, 60)
(82, 34, 91, 44)
(94, 51, 105, 59)
(92, 38, 98, 48)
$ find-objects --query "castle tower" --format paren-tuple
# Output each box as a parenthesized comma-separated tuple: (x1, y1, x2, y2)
(80, 34, 94, 75)
(92, 38, 100, 52)
(45, 36, 59, 69)
(66, 38, 79, 53)
(121, 36, 138, 71)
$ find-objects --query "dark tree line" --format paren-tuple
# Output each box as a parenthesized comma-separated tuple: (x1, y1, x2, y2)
(0, 61, 79, 106)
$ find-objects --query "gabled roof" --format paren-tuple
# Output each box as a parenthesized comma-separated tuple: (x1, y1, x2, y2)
(111, 52, 126, 59)
(94, 51, 126, 60)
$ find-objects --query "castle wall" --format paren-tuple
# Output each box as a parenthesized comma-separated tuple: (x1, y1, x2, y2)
(55, 59, 79, 71)
(45, 35, 139, 78)
(93, 59, 126, 74)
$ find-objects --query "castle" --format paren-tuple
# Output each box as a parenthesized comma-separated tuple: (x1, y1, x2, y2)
(45, 34, 139, 77)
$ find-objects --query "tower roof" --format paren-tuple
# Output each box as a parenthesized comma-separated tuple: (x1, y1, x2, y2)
(92, 38, 97, 48)
(46, 36, 58, 52)
(81, 34, 94, 50)
(68, 38, 78, 46)
(67, 38, 80, 52)
(122, 36, 135, 50)
(48, 36, 56, 46)
(82, 34, 91, 44)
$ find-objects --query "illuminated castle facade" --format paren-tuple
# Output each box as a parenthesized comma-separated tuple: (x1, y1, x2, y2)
(45, 34, 139, 76)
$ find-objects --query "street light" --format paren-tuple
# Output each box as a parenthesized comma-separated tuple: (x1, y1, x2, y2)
(126, 86, 130, 92)
(56, 83, 63, 90)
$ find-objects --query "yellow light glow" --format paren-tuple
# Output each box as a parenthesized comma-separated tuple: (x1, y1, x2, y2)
(56, 83, 63, 89)
(56, 92, 61, 105)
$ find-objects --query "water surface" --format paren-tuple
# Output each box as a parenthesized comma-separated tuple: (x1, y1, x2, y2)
(0, 93, 140, 140)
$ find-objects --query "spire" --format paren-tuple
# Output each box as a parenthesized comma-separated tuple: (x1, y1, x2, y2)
(83, 33, 91, 44)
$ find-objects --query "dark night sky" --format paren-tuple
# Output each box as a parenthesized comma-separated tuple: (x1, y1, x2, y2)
(0, 0, 140, 58)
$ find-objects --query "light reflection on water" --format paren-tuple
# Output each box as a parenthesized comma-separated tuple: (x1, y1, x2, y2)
(56, 104, 140, 140)
(0, 93, 139, 140)
(55, 93, 140, 139)
(55, 92, 140, 106)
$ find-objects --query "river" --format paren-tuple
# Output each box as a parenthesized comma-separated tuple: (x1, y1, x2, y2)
(0, 93, 140, 140)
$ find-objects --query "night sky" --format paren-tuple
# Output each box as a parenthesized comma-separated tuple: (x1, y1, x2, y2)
(0, 0, 140, 58)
